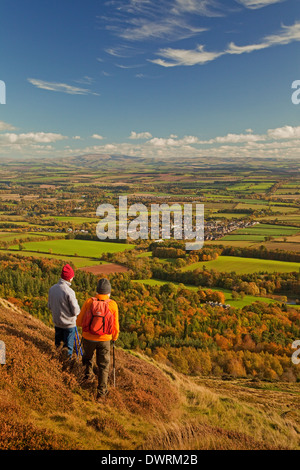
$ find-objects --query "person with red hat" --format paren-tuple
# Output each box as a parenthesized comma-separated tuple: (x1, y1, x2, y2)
(48, 264, 80, 358)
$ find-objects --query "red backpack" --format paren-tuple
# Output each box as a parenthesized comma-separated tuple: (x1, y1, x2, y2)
(82, 298, 114, 336)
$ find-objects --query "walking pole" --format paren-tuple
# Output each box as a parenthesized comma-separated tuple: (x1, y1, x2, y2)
(113, 341, 116, 388)
(74, 327, 83, 358)
(74, 333, 79, 356)
(75, 327, 83, 356)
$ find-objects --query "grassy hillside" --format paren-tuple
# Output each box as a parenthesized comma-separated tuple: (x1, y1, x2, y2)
(9, 239, 135, 258)
(0, 298, 299, 450)
(182, 255, 300, 274)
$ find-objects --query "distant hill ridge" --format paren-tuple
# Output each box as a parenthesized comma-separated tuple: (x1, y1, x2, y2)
(61, 153, 150, 168)
(0, 298, 299, 450)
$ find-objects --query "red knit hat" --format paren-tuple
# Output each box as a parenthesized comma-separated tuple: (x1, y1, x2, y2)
(61, 264, 75, 281)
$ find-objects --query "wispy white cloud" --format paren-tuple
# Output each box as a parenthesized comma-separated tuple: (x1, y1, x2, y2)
(105, 45, 138, 58)
(115, 63, 145, 69)
(0, 132, 67, 145)
(208, 126, 300, 146)
(91, 134, 105, 140)
(150, 44, 223, 66)
(0, 129, 70, 158)
(118, 17, 207, 41)
(148, 135, 200, 146)
(226, 41, 269, 54)
(100, 0, 294, 73)
(100, 71, 113, 77)
(172, 0, 224, 17)
(73, 76, 95, 85)
(152, 21, 300, 67)
(67, 124, 300, 160)
(228, 21, 300, 55)
(264, 21, 300, 46)
(129, 131, 153, 139)
(99, 0, 212, 45)
(267, 125, 300, 140)
(0, 121, 16, 131)
(195, 126, 300, 145)
(28, 78, 100, 96)
(236, 0, 286, 9)
(206, 132, 264, 144)
(3, 124, 300, 160)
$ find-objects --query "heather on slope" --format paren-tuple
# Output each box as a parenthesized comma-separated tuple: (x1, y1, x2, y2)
(0, 298, 299, 450)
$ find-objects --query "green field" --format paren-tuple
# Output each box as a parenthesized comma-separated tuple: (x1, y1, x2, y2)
(259, 215, 300, 226)
(0, 231, 66, 242)
(210, 213, 248, 219)
(45, 216, 99, 224)
(220, 224, 300, 243)
(182, 255, 300, 274)
(233, 224, 299, 237)
(235, 203, 298, 213)
(10, 239, 135, 259)
(0, 248, 104, 268)
(226, 182, 274, 193)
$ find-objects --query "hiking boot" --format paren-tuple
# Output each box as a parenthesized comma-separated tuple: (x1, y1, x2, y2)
(96, 389, 109, 401)
(84, 372, 96, 384)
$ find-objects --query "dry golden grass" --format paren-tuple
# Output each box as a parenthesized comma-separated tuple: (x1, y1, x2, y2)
(139, 363, 300, 450)
(0, 298, 299, 450)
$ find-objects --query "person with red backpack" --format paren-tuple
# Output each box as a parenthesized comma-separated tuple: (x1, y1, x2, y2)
(76, 278, 119, 399)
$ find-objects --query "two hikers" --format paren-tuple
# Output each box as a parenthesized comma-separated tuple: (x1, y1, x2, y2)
(48, 266, 119, 399)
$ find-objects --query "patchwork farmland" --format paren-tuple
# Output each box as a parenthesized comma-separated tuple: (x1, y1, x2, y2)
(0, 154, 299, 298)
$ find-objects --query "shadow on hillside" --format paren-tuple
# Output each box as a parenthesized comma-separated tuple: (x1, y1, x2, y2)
(0, 323, 55, 357)
(0, 299, 182, 425)
(56, 345, 182, 423)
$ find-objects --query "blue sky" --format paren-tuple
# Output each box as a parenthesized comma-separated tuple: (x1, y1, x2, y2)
(1, 0, 300, 159)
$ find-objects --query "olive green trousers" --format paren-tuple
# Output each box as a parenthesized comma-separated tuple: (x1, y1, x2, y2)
(82, 338, 110, 394)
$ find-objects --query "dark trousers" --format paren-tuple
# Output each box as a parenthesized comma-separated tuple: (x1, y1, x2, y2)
(82, 338, 111, 393)
(55, 326, 76, 357)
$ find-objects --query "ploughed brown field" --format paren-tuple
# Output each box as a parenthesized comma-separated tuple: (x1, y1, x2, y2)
(78, 263, 129, 275)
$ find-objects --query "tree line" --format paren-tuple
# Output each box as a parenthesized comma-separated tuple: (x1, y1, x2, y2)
(0, 252, 299, 382)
